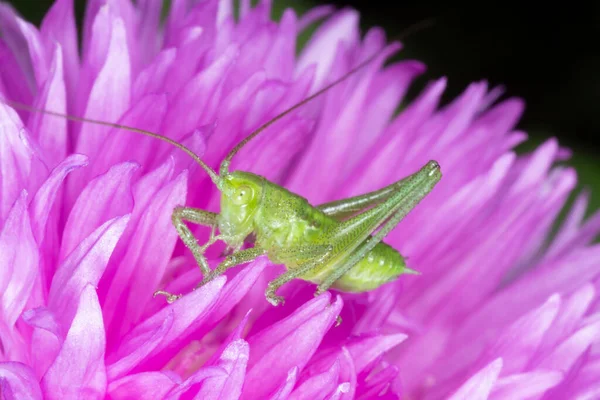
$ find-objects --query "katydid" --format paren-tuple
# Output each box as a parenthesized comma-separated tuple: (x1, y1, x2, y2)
(2, 29, 441, 307)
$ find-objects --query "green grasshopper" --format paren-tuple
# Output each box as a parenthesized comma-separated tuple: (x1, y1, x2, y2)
(3, 34, 441, 307)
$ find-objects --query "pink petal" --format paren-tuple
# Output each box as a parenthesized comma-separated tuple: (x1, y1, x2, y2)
(0, 362, 43, 399)
(289, 359, 340, 400)
(102, 169, 187, 339)
(0, 3, 49, 90)
(449, 358, 503, 400)
(132, 48, 176, 102)
(297, 5, 335, 32)
(41, 284, 107, 399)
(90, 93, 169, 177)
(108, 371, 179, 400)
(106, 277, 225, 377)
(537, 319, 600, 373)
(490, 370, 563, 399)
(39, 0, 79, 111)
(483, 294, 560, 374)
(193, 259, 269, 339)
(537, 284, 595, 359)
(346, 333, 407, 377)
(71, 6, 131, 194)
(163, 44, 238, 139)
(134, 0, 163, 68)
(27, 44, 67, 167)
(326, 382, 352, 400)
(21, 307, 61, 379)
(196, 339, 249, 400)
(28, 154, 88, 306)
(296, 9, 360, 90)
(105, 309, 174, 381)
(29, 154, 88, 244)
(355, 365, 399, 400)
(163, 367, 228, 400)
(242, 294, 343, 399)
(0, 191, 39, 328)
(59, 161, 137, 260)
(49, 214, 130, 330)
(303, 345, 357, 400)
(352, 284, 401, 334)
(268, 367, 299, 400)
(0, 104, 37, 222)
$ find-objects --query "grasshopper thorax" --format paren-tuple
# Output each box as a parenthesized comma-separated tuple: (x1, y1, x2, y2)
(217, 171, 265, 247)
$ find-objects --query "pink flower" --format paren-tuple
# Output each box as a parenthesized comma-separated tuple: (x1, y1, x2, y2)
(1, 0, 599, 399)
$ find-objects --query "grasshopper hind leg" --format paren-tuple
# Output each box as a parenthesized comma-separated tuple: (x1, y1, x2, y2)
(315, 161, 441, 296)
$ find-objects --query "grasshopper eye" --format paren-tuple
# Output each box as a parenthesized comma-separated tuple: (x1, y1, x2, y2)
(232, 185, 254, 205)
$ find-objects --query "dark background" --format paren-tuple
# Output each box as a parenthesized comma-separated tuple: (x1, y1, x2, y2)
(7, 0, 600, 213)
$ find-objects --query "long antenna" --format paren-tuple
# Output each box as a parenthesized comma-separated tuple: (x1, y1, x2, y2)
(0, 99, 221, 184)
(219, 18, 435, 175)
(0, 18, 433, 183)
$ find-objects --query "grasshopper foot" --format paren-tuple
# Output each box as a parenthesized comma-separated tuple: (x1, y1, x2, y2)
(153, 290, 182, 303)
(266, 294, 285, 306)
(265, 283, 286, 306)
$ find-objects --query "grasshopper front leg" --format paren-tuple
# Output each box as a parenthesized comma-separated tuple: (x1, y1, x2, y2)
(171, 206, 219, 275)
(154, 206, 218, 303)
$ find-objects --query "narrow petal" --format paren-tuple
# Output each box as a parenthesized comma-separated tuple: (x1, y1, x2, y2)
(0, 191, 39, 327)
(27, 45, 67, 166)
(28, 154, 88, 304)
(327, 382, 352, 400)
(243, 294, 343, 399)
(296, 9, 360, 90)
(537, 284, 595, 358)
(355, 365, 399, 399)
(483, 294, 560, 374)
(346, 333, 407, 377)
(39, 0, 79, 110)
(268, 367, 299, 400)
(21, 307, 61, 379)
(0, 3, 49, 90)
(132, 48, 176, 102)
(163, 367, 227, 400)
(41, 284, 107, 399)
(103, 170, 187, 339)
(0, 104, 37, 222)
(107, 371, 178, 400)
(297, 5, 334, 32)
(164, 44, 238, 139)
(105, 310, 174, 381)
(0, 362, 43, 399)
(490, 370, 563, 399)
(196, 339, 249, 400)
(107, 277, 225, 377)
(448, 358, 503, 400)
(49, 215, 130, 330)
(90, 93, 169, 177)
(199, 259, 269, 335)
(303, 345, 357, 400)
(289, 359, 340, 400)
(70, 7, 131, 198)
(537, 319, 600, 373)
(59, 162, 137, 260)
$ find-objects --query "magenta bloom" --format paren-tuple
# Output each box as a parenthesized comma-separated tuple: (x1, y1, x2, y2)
(1, 0, 599, 399)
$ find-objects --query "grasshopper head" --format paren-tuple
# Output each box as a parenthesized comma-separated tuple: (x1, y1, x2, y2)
(217, 171, 264, 247)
